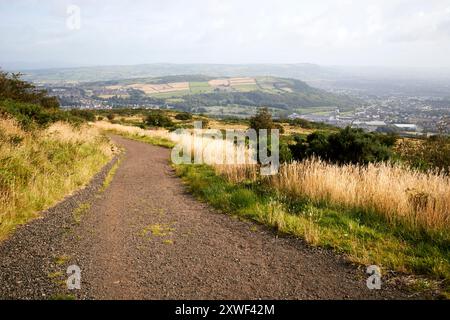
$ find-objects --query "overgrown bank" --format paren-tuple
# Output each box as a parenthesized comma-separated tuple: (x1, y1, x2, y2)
(176, 164, 449, 298)
(0, 72, 114, 240)
(104, 121, 449, 298)
(0, 119, 113, 240)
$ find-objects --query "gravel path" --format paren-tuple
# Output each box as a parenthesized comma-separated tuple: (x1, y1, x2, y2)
(0, 135, 421, 300)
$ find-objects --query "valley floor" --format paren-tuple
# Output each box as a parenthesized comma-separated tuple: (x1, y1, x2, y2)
(0, 136, 423, 299)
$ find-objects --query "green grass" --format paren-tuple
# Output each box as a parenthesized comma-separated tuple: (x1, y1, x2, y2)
(0, 123, 113, 241)
(106, 129, 175, 149)
(175, 164, 450, 297)
(107, 125, 450, 297)
(150, 90, 191, 98)
(231, 84, 259, 92)
(73, 202, 91, 224)
(190, 82, 213, 94)
(100, 157, 122, 193)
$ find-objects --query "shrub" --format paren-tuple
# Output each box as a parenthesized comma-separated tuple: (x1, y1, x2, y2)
(249, 107, 274, 132)
(174, 112, 192, 121)
(67, 109, 96, 122)
(0, 71, 59, 109)
(145, 112, 174, 128)
(0, 99, 56, 130)
(397, 135, 450, 174)
(290, 127, 397, 165)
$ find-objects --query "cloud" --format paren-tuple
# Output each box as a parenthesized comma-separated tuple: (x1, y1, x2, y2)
(1, 0, 450, 68)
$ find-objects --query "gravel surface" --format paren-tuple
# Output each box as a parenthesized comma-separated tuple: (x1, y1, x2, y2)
(0, 135, 425, 300)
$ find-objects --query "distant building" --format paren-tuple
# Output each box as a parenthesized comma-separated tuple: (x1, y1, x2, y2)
(352, 120, 387, 132)
(287, 113, 302, 120)
(394, 124, 418, 132)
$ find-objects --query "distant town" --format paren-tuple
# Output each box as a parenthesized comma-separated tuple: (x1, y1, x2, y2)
(43, 79, 450, 136)
(289, 95, 450, 136)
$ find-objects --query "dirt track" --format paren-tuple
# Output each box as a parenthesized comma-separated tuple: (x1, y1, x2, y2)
(0, 135, 419, 300)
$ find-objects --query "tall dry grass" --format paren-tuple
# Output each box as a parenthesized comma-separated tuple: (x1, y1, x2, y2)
(0, 118, 113, 240)
(96, 121, 257, 166)
(216, 159, 450, 233)
(274, 159, 450, 232)
(93, 121, 174, 141)
(98, 122, 450, 234)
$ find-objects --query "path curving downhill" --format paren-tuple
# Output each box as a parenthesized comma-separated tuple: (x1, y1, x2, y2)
(0, 135, 419, 300)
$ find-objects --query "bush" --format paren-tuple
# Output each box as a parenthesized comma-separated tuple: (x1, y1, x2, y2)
(290, 127, 397, 165)
(279, 138, 293, 163)
(67, 109, 96, 122)
(397, 135, 450, 174)
(174, 112, 192, 121)
(0, 99, 56, 130)
(107, 114, 115, 121)
(145, 112, 174, 128)
(0, 71, 59, 109)
(249, 107, 274, 132)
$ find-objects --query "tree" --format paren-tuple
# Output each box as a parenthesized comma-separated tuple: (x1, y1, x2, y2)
(0, 71, 59, 109)
(174, 112, 192, 121)
(249, 107, 274, 132)
(145, 112, 174, 128)
(397, 134, 450, 174)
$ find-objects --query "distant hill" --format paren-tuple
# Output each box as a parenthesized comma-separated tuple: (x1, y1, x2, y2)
(18, 63, 450, 98)
(20, 63, 343, 84)
(53, 75, 359, 118)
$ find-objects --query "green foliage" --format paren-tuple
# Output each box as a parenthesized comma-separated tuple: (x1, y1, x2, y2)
(290, 127, 397, 165)
(174, 112, 193, 121)
(0, 71, 59, 109)
(249, 107, 274, 132)
(287, 117, 336, 130)
(176, 164, 450, 296)
(145, 111, 174, 128)
(0, 99, 56, 130)
(279, 139, 293, 163)
(67, 109, 96, 122)
(0, 71, 94, 129)
(397, 135, 450, 174)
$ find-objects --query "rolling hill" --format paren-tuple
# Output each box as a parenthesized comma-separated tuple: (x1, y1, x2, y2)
(53, 75, 359, 118)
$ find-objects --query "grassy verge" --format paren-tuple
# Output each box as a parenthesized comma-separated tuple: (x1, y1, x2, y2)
(0, 119, 114, 241)
(175, 164, 449, 297)
(92, 121, 175, 149)
(104, 125, 449, 297)
(112, 131, 175, 148)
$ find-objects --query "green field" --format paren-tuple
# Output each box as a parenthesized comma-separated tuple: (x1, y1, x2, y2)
(190, 82, 214, 94)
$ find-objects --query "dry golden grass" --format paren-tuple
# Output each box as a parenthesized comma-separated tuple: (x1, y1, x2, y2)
(273, 159, 450, 232)
(216, 158, 450, 233)
(93, 121, 173, 140)
(0, 118, 114, 240)
(97, 122, 450, 234)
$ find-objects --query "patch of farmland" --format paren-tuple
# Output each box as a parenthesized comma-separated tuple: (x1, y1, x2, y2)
(121, 82, 190, 95)
(208, 77, 256, 88)
(229, 77, 256, 86)
(208, 79, 230, 87)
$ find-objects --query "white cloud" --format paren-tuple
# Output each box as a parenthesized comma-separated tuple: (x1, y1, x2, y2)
(1, 0, 450, 67)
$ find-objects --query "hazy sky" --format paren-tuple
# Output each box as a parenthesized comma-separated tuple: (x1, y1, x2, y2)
(1, 0, 450, 69)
